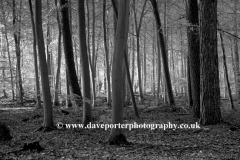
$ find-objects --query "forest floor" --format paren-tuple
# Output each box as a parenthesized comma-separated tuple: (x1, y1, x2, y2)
(0, 97, 240, 160)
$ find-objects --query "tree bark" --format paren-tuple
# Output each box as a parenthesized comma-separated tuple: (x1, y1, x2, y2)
(112, 0, 139, 119)
(28, 0, 42, 108)
(187, 56, 193, 107)
(103, 0, 111, 106)
(133, 0, 147, 102)
(12, 0, 23, 103)
(150, 0, 175, 106)
(131, 20, 135, 87)
(35, 0, 54, 128)
(60, 0, 82, 107)
(156, 30, 162, 104)
(199, 0, 222, 125)
(46, 0, 51, 87)
(1, 2, 15, 100)
(77, 0, 92, 126)
(219, 31, 234, 110)
(233, 0, 240, 98)
(53, 0, 62, 106)
(91, 0, 96, 107)
(109, 0, 129, 144)
(186, 0, 200, 118)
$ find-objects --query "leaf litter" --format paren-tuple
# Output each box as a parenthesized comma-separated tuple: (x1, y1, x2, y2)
(0, 97, 240, 160)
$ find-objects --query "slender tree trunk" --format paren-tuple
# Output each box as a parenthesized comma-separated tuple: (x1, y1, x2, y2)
(219, 31, 234, 110)
(60, 0, 82, 107)
(187, 56, 193, 107)
(109, 0, 129, 144)
(112, 0, 139, 119)
(65, 68, 72, 107)
(35, 0, 54, 129)
(91, 0, 96, 107)
(53, 0, 62, 106)
(86, 0, 92, 72)
(46, 0, 51, 87)
(180, 27, 184, 95)
(133, 0, 147, 102)
(186, 0, 200, 118)
(163, 0, 168, 103)
(28, 0, 42, 108)
(143, 27, 147, 95)
(152, 34, 155, 97)
(199, 0, 222, 125)
(1, 2, 15, 100)
(77, 0, 92, 126)
(131, 20, 135, 86)
(233, 0, 240, 98)
(13, 0, 23, 103)
(150, 0, 175, 106)
(157, 30, 162, 104)
(5, 33, 15, 100)
(103, 0, 111, 106)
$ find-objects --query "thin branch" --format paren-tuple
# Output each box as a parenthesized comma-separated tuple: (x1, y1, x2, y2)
(218, 28, 240, 40)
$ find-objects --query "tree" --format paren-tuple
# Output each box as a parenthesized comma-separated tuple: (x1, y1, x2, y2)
(77, 0, 92, 126)
(109, 0, 129, 144)
(53, 0, 62, 106)
(1, 1, 15, 100)
(34, 0, 54, 130)
(150, 0, 175, 106)
(219, 31, 234, 110)
(12, 0, 23, 103)
(28, 0, 42, 109)
(46, 0, 52, 87)
(90, 0, 97, 107)
(132, 0, 147, 102)
(59, 0, 82, 107)
(103, 0, 111, 106)
(233, 0, 240, 98)
(186, 0, 200, 118)
(111, 0, 139, 118)
(199, 0, 222, 125)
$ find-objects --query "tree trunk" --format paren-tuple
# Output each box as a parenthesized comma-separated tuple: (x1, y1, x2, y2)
(53, 0, 62, 106)
(186, 0, 200, 118)
(133, 0, 147, 102)
(60, 0, 82, 107)
(233, 0, 240, 98)
(91, 0, 96, 107)
(131, 20, 135, 87)
(46, 0, 51, 87)
(156, 30, 162, 104)
(150, 0, 175, 106)
(34, 0, 54, 128)
(77, 0, 92, 126)
(28, 0, 42, 108)
(12, 0, 23, 103)
(112, 2, 139, 118)
(66, 69, 72, 107)
(109, 0, 129, 144)
(103, 0, 111, 106)
(143, 27, 147, 95)
(5, 33, 15, 100)
(152, 34, 155, 97)
(219, 31, 234, 110)
(187, 56, 193, 107)
(199, 0, 222, 125)
(1, 5, 15, 100)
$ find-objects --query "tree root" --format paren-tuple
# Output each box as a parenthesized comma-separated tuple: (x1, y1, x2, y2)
(34, 126, 55, 133)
